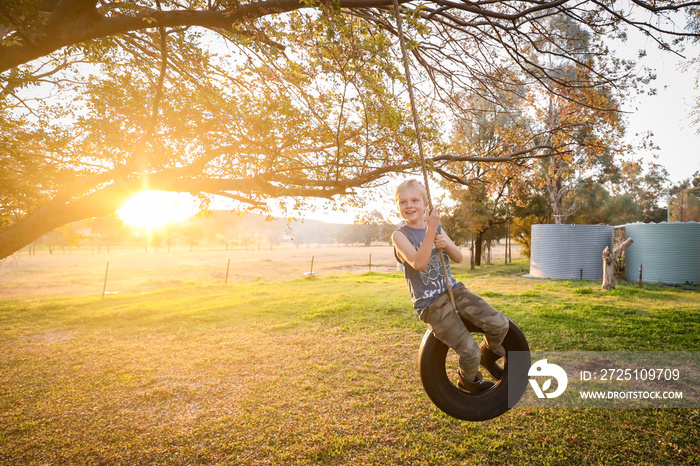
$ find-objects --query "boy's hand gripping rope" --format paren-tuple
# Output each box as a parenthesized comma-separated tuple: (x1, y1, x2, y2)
(392, 0, 457, 310)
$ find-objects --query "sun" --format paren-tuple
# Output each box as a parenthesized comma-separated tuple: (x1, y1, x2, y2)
(117, 191, 199, 229)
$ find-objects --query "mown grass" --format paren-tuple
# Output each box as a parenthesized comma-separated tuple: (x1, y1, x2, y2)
(1, 268, 698, 465)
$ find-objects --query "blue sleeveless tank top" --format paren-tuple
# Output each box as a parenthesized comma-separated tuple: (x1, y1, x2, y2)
(395, 224, 458, 313)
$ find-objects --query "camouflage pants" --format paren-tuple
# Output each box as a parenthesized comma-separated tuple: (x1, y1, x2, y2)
(419, 282, 509, 380)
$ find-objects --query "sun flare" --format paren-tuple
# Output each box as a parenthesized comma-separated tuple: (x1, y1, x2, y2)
(117, 191, 199, 229)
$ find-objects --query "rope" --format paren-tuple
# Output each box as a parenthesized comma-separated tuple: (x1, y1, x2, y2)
(391, 0, 431, 207)
(392, 0, 456, 310)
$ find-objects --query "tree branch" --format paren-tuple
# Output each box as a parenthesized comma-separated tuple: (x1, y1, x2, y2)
(0, 0, 400, 72)
(431, 144, 554, 164)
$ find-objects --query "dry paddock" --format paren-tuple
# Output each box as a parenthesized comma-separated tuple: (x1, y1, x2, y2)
(0, 242, 521, 300)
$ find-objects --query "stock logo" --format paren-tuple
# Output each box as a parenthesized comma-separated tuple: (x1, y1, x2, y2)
(528, 359, 568, 399)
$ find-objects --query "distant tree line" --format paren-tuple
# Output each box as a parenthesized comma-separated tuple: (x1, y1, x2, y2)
(22, 211, 398, 254)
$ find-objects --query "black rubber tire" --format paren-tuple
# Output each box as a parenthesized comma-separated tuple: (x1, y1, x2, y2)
(418, 318, 530, 421)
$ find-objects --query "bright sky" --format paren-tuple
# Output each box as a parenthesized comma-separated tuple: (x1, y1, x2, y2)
(619, 29, 700, 184)
(117, 191, 200, 230)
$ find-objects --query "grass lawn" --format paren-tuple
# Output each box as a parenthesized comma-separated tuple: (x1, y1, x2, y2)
(1, 262, 698, 465)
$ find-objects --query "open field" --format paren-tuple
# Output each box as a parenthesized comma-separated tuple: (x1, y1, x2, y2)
(1, 254, 698, 464)
(0, 245, 399, 299)
(0, 243, 520, 300)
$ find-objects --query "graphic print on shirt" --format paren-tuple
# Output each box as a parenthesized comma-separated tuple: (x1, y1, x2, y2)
(420, 250, 444, 285)
(416, 247, 451, 303)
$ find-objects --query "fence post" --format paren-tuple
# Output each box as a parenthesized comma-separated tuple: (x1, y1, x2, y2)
(225, 259, 231, 285)
(101, 262, 109, 299)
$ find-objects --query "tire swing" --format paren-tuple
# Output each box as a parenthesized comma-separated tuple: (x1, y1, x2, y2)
(391, 0, 531, 421)
(419, 319, 530, 421)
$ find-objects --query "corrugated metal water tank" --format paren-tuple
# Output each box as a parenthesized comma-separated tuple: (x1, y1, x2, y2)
(624, 221, 700, 285)
(530, 224, 614, 280)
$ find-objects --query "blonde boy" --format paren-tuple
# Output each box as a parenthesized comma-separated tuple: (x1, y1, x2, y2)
(392, 179, 510, 392)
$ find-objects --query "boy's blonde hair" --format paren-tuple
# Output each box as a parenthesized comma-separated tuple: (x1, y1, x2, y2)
(395, 179, 428, 206)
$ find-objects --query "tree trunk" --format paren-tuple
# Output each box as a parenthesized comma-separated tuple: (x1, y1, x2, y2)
(601, 237, 633, 290)
(470, 234, 475, 270)
(547, 157, 566, 224)
(474, 231, 483, 266)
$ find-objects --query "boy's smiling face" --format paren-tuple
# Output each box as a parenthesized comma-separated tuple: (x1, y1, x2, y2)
(397, 188, 426, 226)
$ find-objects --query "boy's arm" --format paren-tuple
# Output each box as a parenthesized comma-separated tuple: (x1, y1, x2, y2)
(435, 230, 463, 264)
(392, 226, 438, 272)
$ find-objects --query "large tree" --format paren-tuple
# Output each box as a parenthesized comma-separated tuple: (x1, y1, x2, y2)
(1, 0, 698, 259)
